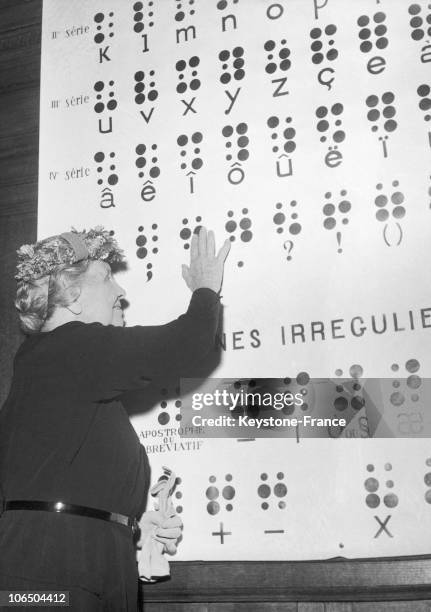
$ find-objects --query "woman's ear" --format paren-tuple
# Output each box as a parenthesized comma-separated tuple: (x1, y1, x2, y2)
(64, 302, 82, 316)
(62, 284, 83, 316)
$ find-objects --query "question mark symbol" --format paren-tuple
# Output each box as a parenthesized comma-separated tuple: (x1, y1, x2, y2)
(283, 240, 294, 261)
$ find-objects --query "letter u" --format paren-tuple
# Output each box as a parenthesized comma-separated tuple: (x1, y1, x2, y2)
(371, 314, 387, 334)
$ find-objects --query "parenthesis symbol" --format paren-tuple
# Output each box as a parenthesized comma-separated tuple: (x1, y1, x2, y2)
(383, 223, 390, 247)
(396, 222, 402, 246)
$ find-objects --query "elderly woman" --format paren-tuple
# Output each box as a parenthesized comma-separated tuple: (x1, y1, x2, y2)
(0, 225, 230, 611)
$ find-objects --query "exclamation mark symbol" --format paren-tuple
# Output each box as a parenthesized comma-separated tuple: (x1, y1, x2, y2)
(379, 135, 388, 158)
(336, 231, 342, 253)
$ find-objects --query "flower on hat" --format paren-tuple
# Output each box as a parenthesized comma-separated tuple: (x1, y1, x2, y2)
(15, 226, 125, 283)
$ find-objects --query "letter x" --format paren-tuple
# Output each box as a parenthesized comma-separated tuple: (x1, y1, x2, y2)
(374, 515, 393, 538)
(181, 97, 197, 115)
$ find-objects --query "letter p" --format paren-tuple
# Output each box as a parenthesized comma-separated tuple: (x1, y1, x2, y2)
(313, 0, 329, 19)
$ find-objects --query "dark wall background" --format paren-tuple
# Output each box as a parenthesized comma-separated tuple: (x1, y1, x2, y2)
(2, 2, 431, 610)
(0, 0, 40, 408)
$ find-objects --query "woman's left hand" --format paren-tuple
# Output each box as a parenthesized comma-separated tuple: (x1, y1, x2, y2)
(138, 510, 183, 555)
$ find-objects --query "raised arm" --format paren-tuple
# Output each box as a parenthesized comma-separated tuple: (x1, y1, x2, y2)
(58, 228, 231, 401)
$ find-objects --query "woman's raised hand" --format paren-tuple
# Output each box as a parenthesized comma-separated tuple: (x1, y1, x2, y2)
(181, 227, 231, 294)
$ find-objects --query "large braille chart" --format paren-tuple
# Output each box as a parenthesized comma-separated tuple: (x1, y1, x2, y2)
(38, 0, 431, 560)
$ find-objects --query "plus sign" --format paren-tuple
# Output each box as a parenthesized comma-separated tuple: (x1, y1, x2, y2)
(212, 522, 232, 544)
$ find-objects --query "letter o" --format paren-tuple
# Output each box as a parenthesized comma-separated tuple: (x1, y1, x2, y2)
(267, 3, 284, 19)
(228, 166, 245, 185)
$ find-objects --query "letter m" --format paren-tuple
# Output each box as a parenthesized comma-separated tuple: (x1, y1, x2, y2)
(176, 25, 196, 43)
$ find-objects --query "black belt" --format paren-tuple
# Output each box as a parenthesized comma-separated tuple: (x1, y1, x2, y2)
(3, 500, 139, 535)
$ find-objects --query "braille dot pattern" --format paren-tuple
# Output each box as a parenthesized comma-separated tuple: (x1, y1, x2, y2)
(216, 0, 239, 11)
(424, 458, 431, 504)
(357, 12, 388, 53)
(315, 103, 345, 144)
(206, 474, 235, 514)
(366, 92, 398, 134)
(177, 132, 203, 173)
(93, 80, 117, 114)
(134, 70, 158, 105)
(136, 224, 159, 281)
(158, 387, 182, 425)
(310, 24, 339, 65)
(225, 208, 253, 267)
(175, 0, 195, 22)
(407, 3, 431, 41)
(94, 12, 114, 44)
(322, 190, 351, 231)
(264, 39, 291, 75)
(333, 365, 364, 412)
(258, 472, 287, 510)
(364, 463, 398, 509)
(374, 181, 405, 223)
(174, 476, 183, 514)
(222, 122, 249, 162)
(176, 56, 201, 94)
(218, 46, 245, 84)
(133, 1, 154, 33)
(273, 201, 302, 260)
(389, 359, 421, 406)
(267, 115, 296, 154)
(135, 143, 160, 179)
(180, 216, 203, 249)
(417, 83, 431, 122)
(94, 151, 118, 186)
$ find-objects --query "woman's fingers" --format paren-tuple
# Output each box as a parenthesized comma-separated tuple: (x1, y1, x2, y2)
(190, 233, 199, 261)
(140, 510, 161, 526)
(154, 538, 177, 555)
(164, 542, 177, 555)
(217, 238, 231, 263)
(183, 226, 230, 293)
(193, 227, 229, 261)
(156, 526, 182, 538)
(207, 230, 215, 258)
(162, 514, 183, 528)
(181, 264, 190, 285)
(182, 265, 191, 289)
(198, 226, 207, 256)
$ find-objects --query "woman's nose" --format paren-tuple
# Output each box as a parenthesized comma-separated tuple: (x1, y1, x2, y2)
(115, 280, 126, 298)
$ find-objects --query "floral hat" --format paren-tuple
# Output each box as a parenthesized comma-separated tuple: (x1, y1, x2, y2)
(15, 226, 125, 283)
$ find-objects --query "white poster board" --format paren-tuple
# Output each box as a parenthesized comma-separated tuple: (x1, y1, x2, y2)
(39, 0, 431, 560)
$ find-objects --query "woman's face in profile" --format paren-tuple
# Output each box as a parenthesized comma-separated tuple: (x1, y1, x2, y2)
(78, 260, 126, 326)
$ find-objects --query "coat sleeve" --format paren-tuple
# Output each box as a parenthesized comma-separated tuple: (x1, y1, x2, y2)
(62, 288, 222, 401)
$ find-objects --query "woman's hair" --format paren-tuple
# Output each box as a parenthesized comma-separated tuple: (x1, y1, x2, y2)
(15, 259, 91, 335)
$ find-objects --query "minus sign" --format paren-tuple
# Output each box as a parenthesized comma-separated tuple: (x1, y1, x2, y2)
(237, 438, 256, 442)
(264, 529, 285, 534)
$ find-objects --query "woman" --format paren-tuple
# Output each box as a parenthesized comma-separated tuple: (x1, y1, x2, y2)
(0, 225, 230, 611)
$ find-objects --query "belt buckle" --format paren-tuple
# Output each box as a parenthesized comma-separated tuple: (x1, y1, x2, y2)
(131, 517, 139, 535)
